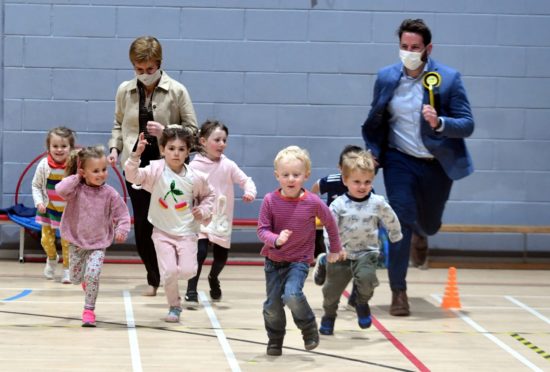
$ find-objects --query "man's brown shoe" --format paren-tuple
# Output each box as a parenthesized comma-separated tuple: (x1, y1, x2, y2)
(390, 290, 410, 316)
(410, 233, 428, 268)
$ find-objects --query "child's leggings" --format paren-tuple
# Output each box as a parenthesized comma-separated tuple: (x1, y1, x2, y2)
(69, 244, 105, 310)
(41, 225, 70, 269)
(187, 239, 228, 293)
(152, 228, 198, 307)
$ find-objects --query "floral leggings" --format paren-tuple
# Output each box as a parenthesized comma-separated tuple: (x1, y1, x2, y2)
(69, 244, 105, 310)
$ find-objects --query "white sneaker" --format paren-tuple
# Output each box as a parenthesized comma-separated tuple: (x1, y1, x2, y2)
(43, 254, 59, 280)
(61, 269, 71, 284)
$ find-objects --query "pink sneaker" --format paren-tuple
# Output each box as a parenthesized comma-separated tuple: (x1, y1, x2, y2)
(82, 309, 96, 327)
(81, 282, 87, 292)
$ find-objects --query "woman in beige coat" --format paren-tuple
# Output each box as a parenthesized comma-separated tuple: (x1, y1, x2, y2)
(108, 36, 198, 296)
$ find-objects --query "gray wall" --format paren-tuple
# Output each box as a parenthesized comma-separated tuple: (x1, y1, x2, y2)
(2, 1, 550, 253)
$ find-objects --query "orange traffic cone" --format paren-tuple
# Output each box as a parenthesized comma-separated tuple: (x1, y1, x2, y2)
(441, 266, 462, 309)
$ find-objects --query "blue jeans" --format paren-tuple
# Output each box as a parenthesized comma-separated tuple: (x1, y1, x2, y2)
(263, 259, 316, 340)
(383, 149, 452, 291)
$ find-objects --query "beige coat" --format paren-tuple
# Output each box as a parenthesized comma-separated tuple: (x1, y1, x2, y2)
(109, 71, 197, 166)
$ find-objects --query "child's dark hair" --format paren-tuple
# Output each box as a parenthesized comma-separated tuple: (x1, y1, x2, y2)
(65, 145, 106, 177)
(198, 120, 228, 141)
(338, 145, 363, 167)
(46, 126, 76, 149)
(159, 125, 195, 150)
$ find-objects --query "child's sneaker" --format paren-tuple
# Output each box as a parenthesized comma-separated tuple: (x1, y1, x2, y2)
(319, 316, 335, 335)
(302, 324, 320, 351)
(313, 253, 327, 286)
(61, 269, 71, 284)
(356, 303, 372, 329)
(208, 275, 222, 301)
(43, 254, 59, 280)
(82, 309, 96, 327)
(266, 338, 283, 356)
(165, 306, 182, 323)
(184, 291, 199, 309)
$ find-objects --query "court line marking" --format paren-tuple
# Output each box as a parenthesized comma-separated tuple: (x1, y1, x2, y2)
(0, 308, 418, 371)
(342, 290, 430, 372)
(199, 291, 241, 372)
(505, 296, 550, 325)
(510, 333, 550, 361)
(1, 289, 32, 301)
(123, 290, 143, 372)
(431, 294, 543, 372)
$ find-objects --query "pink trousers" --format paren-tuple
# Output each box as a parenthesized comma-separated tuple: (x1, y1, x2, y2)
(152, 228, 198, 307)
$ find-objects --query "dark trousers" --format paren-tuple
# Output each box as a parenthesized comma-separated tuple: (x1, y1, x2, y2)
(383, 149, 452, 291)
(186, 238, 228, 293)
(126, 180, 160, 288)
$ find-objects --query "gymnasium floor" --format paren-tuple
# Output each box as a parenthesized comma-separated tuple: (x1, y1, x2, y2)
(0, 260, 549, 371)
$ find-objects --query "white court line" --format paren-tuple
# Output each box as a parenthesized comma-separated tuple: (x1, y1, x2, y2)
(123, 290, 143, 372)
(431, 294, 543, 372)
(199, 291, 241, 372)
(445, 294, 550, 299)
(505, 296, 550, 325)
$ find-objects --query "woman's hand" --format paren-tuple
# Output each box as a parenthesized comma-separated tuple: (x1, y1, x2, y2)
(147, 121, 164, 139)
(108, 149, 118, 167)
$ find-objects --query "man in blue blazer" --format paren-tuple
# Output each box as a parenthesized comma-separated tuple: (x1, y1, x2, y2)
(362, 19, 474, 316)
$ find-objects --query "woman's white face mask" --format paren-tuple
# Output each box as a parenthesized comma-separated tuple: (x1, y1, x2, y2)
(136, 69, 161, 86)
(399, 49, 424, 71)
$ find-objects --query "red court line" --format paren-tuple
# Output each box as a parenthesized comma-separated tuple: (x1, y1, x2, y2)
(343, 290, 430, 372)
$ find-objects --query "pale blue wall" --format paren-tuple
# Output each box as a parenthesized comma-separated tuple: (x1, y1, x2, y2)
(2, 1, 550, 252)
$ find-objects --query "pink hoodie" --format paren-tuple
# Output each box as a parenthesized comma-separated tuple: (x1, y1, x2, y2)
(190, 153, 256, 248)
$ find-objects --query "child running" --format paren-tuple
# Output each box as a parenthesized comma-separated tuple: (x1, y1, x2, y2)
(319, 150, 402, 335)
(32, 126, 76, 283)
(185, 120, 257, 305)
(311, 145, 362, 307)
(125, 126, 214, 323)
(56, 146, 131, 327)
(257, 145, 343, 356)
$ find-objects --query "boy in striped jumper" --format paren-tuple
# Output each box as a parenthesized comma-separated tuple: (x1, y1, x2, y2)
(257, 146, 343, 356)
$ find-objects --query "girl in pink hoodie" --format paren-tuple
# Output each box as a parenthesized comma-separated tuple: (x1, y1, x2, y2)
(185, 120, 257, 306)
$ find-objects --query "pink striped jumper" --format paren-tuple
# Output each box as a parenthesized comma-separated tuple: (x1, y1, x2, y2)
(257, 189, 342, 264)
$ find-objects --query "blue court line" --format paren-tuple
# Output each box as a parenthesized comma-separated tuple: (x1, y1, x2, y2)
(2, 289, 32, 301)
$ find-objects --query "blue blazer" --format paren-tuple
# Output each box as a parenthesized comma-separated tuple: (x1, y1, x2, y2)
(362, 59, 474, 181)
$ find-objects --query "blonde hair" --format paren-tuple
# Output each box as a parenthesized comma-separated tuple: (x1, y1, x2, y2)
(65, 145, 106, 177)
(274, 146, 311, 175)
(129, 36, 162, 67)
(341, 150, 375, 179)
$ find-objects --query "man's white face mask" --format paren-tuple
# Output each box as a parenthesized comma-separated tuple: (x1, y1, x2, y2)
(399, 49, 424, 71)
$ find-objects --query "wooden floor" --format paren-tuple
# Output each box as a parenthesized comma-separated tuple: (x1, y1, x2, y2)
(0, 260, 549, 372)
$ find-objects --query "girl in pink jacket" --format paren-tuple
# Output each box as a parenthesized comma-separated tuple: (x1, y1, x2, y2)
(185, 120, 257, 306)
(125, 126, 214, 323)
